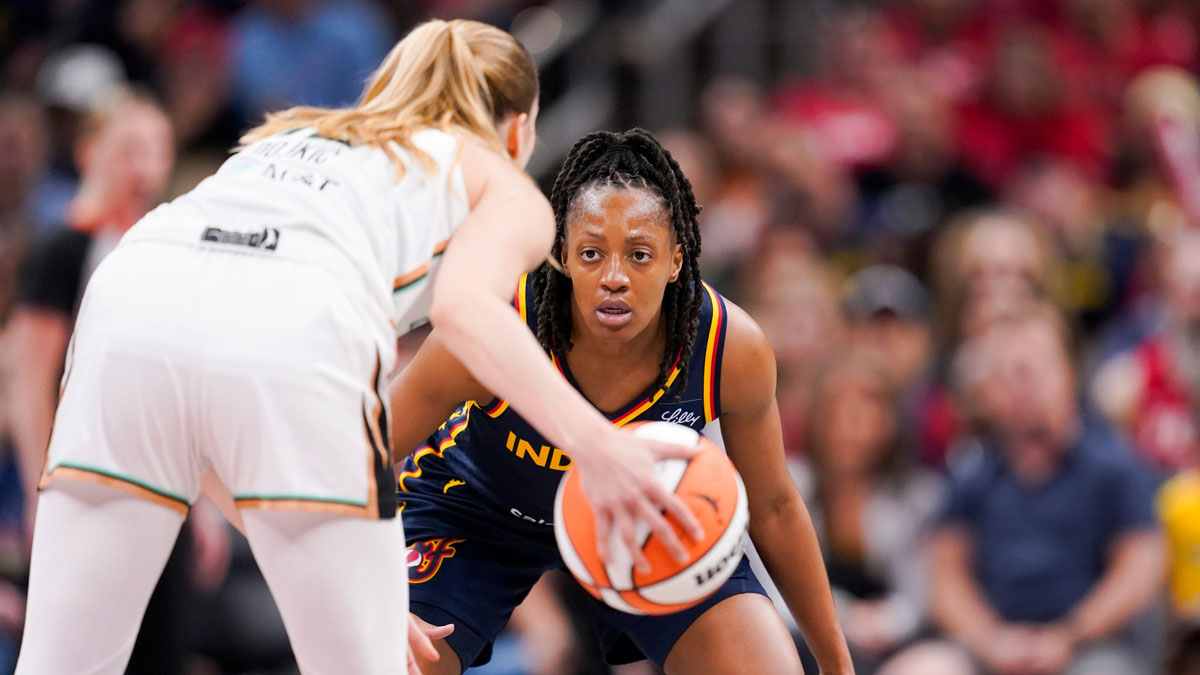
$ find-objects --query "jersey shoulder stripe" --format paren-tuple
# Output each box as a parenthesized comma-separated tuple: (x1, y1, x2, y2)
(700, 281, 728, 423)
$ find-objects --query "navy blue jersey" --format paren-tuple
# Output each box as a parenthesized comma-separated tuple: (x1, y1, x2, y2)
(398, 273, 729, 526)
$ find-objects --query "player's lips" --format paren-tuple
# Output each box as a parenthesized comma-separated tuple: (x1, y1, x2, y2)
(596, 299, 632, 328)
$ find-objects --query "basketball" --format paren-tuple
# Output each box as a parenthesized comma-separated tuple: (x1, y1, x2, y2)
(553, 421, 749, 615)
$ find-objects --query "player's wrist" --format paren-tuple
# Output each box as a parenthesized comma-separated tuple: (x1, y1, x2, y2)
(556, 414, 620, 467)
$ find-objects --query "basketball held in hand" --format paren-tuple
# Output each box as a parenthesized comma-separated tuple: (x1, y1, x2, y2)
(553, 421, 749, 615)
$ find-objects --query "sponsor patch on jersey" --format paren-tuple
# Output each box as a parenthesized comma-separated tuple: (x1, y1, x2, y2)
(201, 226, 280, 251)
(660, 407, 702, 427)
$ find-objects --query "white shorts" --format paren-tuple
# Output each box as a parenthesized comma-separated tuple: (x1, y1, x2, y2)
(41, 240, 398, 519)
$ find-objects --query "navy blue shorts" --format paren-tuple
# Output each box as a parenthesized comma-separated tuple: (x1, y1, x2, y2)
(400, 480, 768, 671)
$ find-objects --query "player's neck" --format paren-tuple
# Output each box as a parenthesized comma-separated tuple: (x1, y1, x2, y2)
(571, 313, 666, 367)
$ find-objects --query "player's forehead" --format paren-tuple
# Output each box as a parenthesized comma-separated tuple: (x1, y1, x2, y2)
(566, 184, 671, 239)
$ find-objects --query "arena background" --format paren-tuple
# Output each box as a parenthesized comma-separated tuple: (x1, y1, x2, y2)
(1, 0, 1199, 673)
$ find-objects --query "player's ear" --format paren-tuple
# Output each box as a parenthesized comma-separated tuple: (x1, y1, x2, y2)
(503, 112, 527, 161)
(669, 244, 683, 282)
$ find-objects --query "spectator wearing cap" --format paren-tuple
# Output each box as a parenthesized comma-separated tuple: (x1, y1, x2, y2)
(883, 304, 1165, 675)
(32, 43, 128, 228)
(845, 264, 956, 469)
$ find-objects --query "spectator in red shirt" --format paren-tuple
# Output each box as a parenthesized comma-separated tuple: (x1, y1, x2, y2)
(773, 6, 902, 173)
(955, 23, 1111, 190)
(1094, 229, 1200, 474)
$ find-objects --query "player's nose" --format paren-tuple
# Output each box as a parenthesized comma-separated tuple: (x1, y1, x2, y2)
(600, 255, 630, 291)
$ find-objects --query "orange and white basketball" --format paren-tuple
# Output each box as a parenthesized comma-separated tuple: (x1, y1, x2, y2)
(553, 421, 748, 615)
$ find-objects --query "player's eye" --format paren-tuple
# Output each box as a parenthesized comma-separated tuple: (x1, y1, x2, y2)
(580, 249, 600, 261)
(631, 251, 652, 262)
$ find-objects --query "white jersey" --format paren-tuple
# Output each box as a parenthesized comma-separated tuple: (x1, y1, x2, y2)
(126, 127, 470, 336)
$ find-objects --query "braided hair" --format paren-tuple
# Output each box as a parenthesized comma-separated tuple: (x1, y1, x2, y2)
(533, 128, 703, 396)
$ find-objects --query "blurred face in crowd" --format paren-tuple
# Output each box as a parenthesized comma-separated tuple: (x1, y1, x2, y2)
(747, 246, 845, 377)
(699, 77, 766, 167)
(823, 8, 900, 93)
(563, 185, 682, 343)
(77, 100, 174, 222)
(812, 359, 897, 479)
(991, 28, 1061, 115)
(886, 73, 956, 180)
(853, 313, 933, 389)
(1006, 160, 1100, 251)
(1165, 232, 1200, 331)
(0, 97, 49, 214)
(959, 214, 1043, 304)
(971, 316, 1078, 480)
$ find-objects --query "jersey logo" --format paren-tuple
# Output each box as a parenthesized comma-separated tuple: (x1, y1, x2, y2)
(201, 226, 279, 251)
(660, 408, 702, 427)
(504, 431, 573, 471)
(407, 538, 464, 584)
(442, 479, 466, 494)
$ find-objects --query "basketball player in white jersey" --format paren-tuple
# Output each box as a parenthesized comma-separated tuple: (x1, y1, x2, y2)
(16, 19, 702, 675)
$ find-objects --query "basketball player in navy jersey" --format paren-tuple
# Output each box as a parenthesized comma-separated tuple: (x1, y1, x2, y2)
(392, 129, 853, 674)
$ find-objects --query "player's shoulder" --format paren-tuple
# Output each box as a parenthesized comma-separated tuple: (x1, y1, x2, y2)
(713, 291, 771, 364)
(705, 286, 776, 412)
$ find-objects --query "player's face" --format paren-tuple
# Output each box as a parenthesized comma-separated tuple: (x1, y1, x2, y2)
(562, 185, 683, 341)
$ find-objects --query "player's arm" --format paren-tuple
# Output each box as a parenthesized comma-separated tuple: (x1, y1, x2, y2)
(388, 328, 492, 461)
(427, 143, 702, 565)
(718, 301, 853, 675)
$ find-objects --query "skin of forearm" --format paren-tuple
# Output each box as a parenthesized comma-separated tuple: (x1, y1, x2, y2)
(752, 494, 854, 672)
(1064, 531, 1166, 643)
(928, 531, 1004, 652)
(430, 290, 613, 460)
(11, 390, 53, 501)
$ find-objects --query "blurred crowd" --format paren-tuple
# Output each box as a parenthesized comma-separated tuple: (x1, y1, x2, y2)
(1, 0, 1200, 674)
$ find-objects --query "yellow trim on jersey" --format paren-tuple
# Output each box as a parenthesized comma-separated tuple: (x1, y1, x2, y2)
(612, 366, 682, 427)
(398, 405, 474, 492)
(701, 282, 724, 423)
(516, 273, 529, 322)
(484, 400, 509, 417)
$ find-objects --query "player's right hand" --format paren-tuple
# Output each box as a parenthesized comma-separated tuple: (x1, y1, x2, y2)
(570, 427, 705, 572)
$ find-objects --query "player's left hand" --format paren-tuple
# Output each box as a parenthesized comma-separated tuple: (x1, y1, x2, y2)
(408, 612, 453, 675)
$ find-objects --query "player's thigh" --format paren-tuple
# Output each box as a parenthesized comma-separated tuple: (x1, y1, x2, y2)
(17, 481, 185, 675)
(242, 509, 408, 674)
(663, 593, 803, 675)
